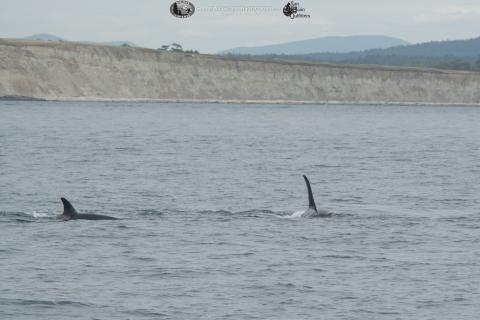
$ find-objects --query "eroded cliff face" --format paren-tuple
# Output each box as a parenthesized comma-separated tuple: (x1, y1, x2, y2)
(1, 38, 480, 104)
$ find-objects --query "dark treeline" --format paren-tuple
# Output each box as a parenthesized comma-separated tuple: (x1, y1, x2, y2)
(222, 37, 480, 72)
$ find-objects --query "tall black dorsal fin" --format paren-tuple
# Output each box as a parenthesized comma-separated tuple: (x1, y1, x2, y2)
(61, 197, 78, 218)
(303, 175, 317, 212)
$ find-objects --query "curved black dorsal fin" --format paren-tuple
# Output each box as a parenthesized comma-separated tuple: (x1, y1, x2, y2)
(61, 197, 78, 218)
(303, 175, 317, 212)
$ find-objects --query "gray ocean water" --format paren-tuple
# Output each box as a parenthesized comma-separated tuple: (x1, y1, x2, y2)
(1, 101, 479, 319)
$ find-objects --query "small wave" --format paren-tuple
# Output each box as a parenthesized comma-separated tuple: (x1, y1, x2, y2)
(0, 210, 55, 223)
(322, 254, 354, 259)
(438, 215, 480, 222)
(114, 146, 142, 152)
(138, 209, 164, 216)
(30, 211, 50, 218)
(332, 197, 364, 204)
(276, 282, 296, 289)
(277, 209, 341, 219)
(312, 164, 346, 168)
(199, 209, 232, 215)
(1, 298, 90, 308)
(198, 209, 278, 218)
(209, 251, 255, 259)
(355, 309, 400, 315)
(124, 308, 168, 317)
(278, 210, 305, 219)
(236, 209, 277, 217)
(132, 256, 157, 262)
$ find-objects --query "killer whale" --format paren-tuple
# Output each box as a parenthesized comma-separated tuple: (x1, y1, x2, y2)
(301, 175, 332, 218)
(59, 198, 118, 221)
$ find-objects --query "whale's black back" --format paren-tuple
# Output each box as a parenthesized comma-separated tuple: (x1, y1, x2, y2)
(75, 213, 118, 220)
(60, 198, 118, 221)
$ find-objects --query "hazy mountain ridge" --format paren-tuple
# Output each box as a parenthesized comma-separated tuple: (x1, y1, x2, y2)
(220, 35, 410, 55)
(23, 34, 136, 47)
(24, 33, 63, 41)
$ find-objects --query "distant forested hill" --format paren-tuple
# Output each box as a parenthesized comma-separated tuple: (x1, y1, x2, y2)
(223, 37, 480, 71)
(352, 37, 480, 58)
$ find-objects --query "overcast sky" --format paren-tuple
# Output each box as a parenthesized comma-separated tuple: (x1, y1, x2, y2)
(1, 0, 479, 53)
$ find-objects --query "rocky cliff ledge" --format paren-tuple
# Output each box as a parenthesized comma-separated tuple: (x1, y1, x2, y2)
(1, 38, 480, 105)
